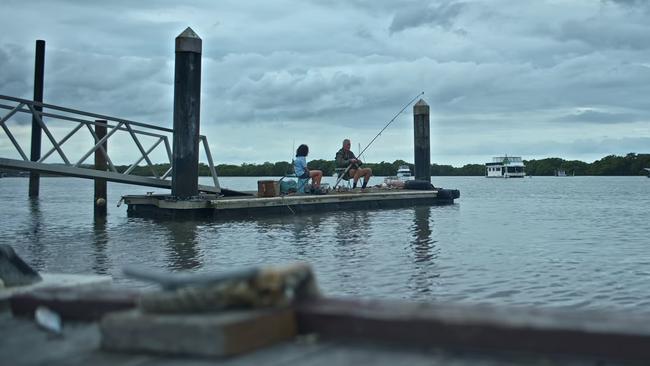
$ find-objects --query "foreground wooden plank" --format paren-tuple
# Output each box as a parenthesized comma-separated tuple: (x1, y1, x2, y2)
(10, 287, 139, 321)
(0, 309, 638, 365)
(0, 274, 112, 300)
(9, 285, 648, 362)
(295, 297, 650, 361)
(1, 273, 113, 315)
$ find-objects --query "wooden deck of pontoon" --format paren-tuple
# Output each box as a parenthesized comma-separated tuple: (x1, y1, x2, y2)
(123, 188, 460, 219)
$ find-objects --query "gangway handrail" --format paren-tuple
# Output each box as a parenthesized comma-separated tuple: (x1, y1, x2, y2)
(0, 94, 221, 193)
(0, 94, 174, 133)
(0, 105, 174, 139)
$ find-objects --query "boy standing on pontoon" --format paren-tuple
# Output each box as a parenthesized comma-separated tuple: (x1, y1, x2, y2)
(335, 139, 373, 189)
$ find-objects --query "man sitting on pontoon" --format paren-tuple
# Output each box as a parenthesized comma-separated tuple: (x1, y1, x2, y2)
(335, 139, 372, 189)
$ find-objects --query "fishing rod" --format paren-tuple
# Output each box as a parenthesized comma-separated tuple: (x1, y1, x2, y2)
(333, 91, 425, 189)
(278, 139, 296, 183)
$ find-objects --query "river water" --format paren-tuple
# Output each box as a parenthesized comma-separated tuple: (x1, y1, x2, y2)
(1, 175, 649, 315)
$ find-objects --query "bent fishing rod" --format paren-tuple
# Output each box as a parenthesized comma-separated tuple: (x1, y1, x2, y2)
(333, 91, 425, 189)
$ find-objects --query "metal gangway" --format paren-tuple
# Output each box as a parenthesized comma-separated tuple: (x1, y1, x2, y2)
(0, 95, 221, 194)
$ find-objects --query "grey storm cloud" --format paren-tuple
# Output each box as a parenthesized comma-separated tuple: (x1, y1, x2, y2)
(436, 136, 650, 160)
(556, 19, 650, 50)
(389, 1, 465, 34)
(229, 69, 364, 110)
(554, 110, 643, 124)
(1, 0, 649, 166)
(605, 0, 650, 8)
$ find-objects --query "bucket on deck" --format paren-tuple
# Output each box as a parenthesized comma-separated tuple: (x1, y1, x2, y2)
(257, 180, 279, 197)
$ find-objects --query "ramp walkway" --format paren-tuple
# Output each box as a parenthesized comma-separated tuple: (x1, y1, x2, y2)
(0, 95, 223, 194)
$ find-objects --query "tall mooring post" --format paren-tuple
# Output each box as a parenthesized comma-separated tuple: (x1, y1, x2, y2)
(94, 120, 108, 217)
(413, 99, 431, 182)
(29, 40, 45, 197)
(171, 27, 202, 199)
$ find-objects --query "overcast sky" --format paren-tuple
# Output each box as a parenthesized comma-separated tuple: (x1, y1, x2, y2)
(1, 0, 649, 167)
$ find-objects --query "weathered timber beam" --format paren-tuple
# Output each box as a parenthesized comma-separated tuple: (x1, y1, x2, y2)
(10, 287, 140, 321)
(295, 297, 650, 361)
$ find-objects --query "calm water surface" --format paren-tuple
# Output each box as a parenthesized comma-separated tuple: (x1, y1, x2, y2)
(1, 175, 649, 315)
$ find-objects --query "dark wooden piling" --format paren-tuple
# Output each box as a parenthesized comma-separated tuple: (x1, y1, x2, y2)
(94, 120, 107, 217)
(413, 99, 430, 182)
(28, 40, 45, 197)
(171, 27, 202, 199)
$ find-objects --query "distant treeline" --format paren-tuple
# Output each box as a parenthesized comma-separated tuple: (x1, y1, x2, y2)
(2, 153, 648, 177)
(113, 153, 650, 176)
(101, 160, 486, 177)
(206, 153, 649, 177)
(525, 153, 650, 176)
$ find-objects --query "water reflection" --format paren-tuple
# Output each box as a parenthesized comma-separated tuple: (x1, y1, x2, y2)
(26, 198, 45, 270)
(412, 206, 437, 263)
(408, 206, 440, 297)
(331, 211, 372, 292)
(253, 215, 324, 240)
(286, 214, 325, 256)
(333, 211, 371, 248)
(288, 217, 310, 255)
(248, 214, 327, 258)
(162, 221, 202, 270)
(92, 217, 110, 274)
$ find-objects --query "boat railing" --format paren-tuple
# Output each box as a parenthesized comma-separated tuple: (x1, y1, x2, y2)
(492, 156, 523, 163)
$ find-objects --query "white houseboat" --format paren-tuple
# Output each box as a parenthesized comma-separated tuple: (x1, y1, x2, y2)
(384, 165, 415, 186)
(485, 156, 525, 178)
(396, 165, 414, 181)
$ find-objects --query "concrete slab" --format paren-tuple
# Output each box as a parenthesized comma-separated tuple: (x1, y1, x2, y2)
(100, 308, 297, 357)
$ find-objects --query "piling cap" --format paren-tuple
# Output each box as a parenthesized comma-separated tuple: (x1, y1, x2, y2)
(413, 98, 430, 115)
(176, 27, 202, 53)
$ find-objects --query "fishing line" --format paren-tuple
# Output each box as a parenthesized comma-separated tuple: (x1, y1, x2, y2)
(333, 91, 424, 188)
(278, 138, 296, 183)
(357, 91, 424, 160)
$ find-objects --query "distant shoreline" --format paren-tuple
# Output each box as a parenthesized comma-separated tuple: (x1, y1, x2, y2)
(2, 153, 648, 177)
